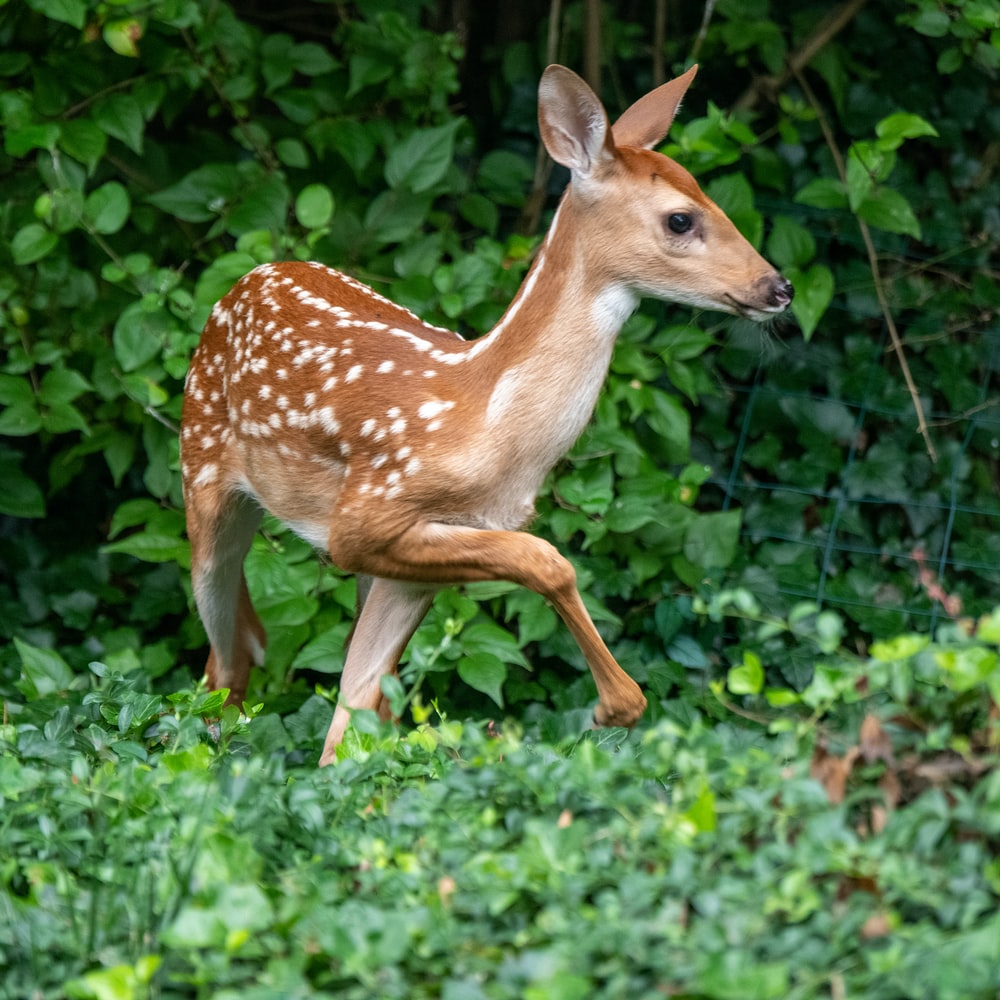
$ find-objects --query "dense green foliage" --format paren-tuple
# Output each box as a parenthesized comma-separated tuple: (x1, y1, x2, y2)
(1, 1, 999, 995)
(4, 609, 1000, 998)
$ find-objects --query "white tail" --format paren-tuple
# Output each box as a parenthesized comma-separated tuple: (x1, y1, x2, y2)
(181, 64, 793, 765)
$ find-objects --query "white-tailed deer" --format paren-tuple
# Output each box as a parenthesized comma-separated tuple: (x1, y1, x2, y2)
(181, 64, 792, 764)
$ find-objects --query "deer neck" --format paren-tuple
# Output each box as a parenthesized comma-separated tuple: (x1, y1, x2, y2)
(473, 194, 638, 464)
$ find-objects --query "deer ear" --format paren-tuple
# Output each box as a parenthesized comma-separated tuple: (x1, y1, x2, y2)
(611, 64, 698, 150)
(538, 65, 615, 178)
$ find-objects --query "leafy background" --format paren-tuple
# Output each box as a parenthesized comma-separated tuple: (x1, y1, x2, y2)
(1, 0, 999, 996)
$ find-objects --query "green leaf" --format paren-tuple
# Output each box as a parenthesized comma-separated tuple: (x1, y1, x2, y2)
(42, 401, 89, 434)
(93, 94, 146, 154)
(14, 637, 75, 697)
(684, 510, 742, 569)
(147, 163, 242, 223)
(458, 652, 506, 708)
(728, 651, 764, 695)
(24, 0, 86, 28)
(385, 120, 462, 193)
(295, 183, 335, 228)
(103, 532, 191, 566)
(766, 216, 816, 270)
(291, 41, 338, 76)
(364, 189, 431, 244)
(682, 784, 717, 833)
(85, 182, 131, 234)
(846, 154, 874, 212)
(103, 18, 143, 58)
(934, 646, 998, 693)
(39, 368, 91, 406)
(786, 262, 834, 340)
(794, 177, 847, 210)
(645, 389, 691, 460)
(857, 187, 922, 238)
(11, 223, 58, 265)
(225, 174, 290, 236)
(706, 172, 763, 246)
(870, 633, 929, 662)
(875, 112, 939, 146)
(194, 252, 258, 306)
(0, 451, 45, 517)
(322, 119, 377, 176)
(4, 122, 60, 157)
(59, 119, 107, 172)
(113, 300, 172, 371)
(0, 402, 42, 436)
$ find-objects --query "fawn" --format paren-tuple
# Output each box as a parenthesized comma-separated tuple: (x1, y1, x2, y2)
(181, 64, 793, 764)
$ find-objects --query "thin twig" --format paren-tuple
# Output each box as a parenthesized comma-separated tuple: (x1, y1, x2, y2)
(517, 0, 561, 235)
(795, 68, 937, 462)
(735, 0, 868, 111)
(584, 0, 601, 94)
(689, 0, 716, 65)
(652, 0, 666, 86)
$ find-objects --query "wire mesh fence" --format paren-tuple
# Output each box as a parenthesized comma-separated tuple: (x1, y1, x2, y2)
(698, 315, 1000, 636)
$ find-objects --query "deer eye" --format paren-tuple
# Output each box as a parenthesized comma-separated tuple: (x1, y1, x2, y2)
(666, 212, 693, 235)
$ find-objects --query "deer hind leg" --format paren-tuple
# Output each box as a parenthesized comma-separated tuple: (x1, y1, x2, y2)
(335, 522, 647, 733)
(320, 577, 436, 766)
(186, 487, 266, 708)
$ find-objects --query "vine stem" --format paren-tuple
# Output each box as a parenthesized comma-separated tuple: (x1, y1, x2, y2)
(795, 67, 937, 463)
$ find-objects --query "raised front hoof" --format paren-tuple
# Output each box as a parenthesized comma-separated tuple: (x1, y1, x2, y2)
(592, 693, 648, 729)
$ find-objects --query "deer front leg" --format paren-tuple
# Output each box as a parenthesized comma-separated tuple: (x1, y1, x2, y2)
(333, 522, 647, 734)
(320, 577, 436, 766)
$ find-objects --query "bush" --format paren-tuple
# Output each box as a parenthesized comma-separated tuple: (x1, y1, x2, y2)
(1, 4, 998, 994)
(3, 602, 999, 997)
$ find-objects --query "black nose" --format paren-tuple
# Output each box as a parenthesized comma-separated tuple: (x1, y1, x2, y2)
(770, 275, 794, 308)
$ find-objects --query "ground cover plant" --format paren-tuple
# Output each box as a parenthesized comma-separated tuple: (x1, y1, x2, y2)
(2, 0, 999, 996)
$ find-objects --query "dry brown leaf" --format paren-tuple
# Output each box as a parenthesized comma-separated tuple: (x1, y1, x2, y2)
(859, 714, 895, 766)
(810, 743, 858, 804)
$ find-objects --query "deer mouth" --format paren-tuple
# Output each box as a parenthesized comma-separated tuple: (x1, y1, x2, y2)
(725, 276, 794, 321)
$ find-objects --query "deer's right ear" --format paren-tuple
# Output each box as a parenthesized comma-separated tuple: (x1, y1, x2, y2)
(538, 65, 615, 179)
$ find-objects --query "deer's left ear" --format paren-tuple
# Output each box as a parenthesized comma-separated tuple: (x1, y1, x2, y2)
(611, 64, 698, 150)
(538, 64, 616, 179)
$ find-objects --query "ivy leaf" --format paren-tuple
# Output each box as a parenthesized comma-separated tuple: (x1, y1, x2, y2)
(85, 181, 131, 235)
(684, 510, 742, 569)
(857, 187, 922, 239)
(39, 369, 91, 406)
(14, 637, 75, 698)
(4, 123, 61, 157)
(195, 253, 258, 306)
(24, 0, 86, 28)
(93, 94, 146, 154)
(113, 300, 173, 371)
(295, 183, 335, 228)
(458, 653, 507, 708)
(103, 532, 191, 566)
(766, 216, 816, 270)
(785, 263, 834, 340)
(875, 113, 939, 148)
(385, 120, 462, 194)
(794, 177, 847, 210)
(103, 18, 143, 58)
(59, 119, 107, 173)
(11, 223, 58, 265)
(0, 450, 46, 518)
(147, 164, 242, 223)
(728, 651, 764, 695)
